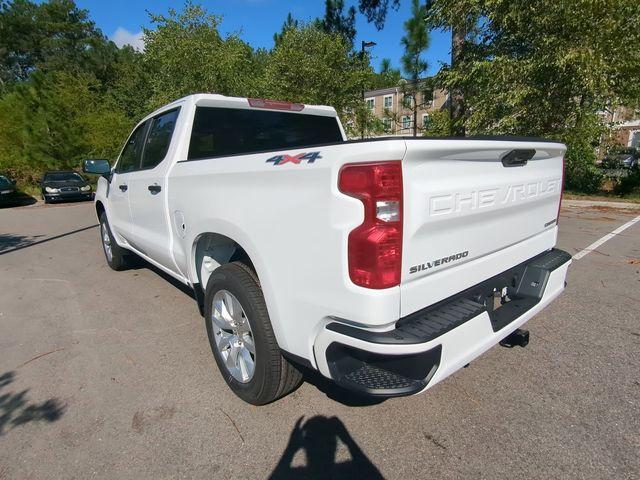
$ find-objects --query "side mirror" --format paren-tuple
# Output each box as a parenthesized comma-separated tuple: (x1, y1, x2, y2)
(83, 159, 111, 175)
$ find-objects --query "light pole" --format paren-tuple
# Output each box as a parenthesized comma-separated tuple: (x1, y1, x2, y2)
(361, 40, 376, 139)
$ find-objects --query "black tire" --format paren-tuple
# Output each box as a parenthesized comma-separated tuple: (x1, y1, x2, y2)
(99, 212, 129, 271)
(204, 262, 302, 405)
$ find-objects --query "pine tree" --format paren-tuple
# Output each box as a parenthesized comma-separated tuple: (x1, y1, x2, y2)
(400, 0, 430, 136)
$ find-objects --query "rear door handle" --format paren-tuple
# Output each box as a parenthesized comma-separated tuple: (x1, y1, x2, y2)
(119, 184, 128, 192)
(148, 184, 161, 194)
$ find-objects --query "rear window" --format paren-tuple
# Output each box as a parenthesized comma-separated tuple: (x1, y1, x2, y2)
(188, 107, 343, 160)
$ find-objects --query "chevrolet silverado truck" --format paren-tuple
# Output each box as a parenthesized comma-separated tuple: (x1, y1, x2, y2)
(84, 94, 571, 405)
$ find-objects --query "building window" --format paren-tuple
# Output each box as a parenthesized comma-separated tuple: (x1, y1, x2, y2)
(383, 95, 393, 109)
(366, 98, 375, 110)
(402, 94, 412, 108)
(383, 117, 392, 133)
(422, 114, 430, 128)
(422, 89, 434, 107)
(402, 116, 411, 130)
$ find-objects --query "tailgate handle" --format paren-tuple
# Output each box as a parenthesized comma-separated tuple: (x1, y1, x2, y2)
(501, 149, 535, 167)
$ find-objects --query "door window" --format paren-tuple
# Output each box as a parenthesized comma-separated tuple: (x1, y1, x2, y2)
(141, 108, 180, 169)
(116, 123, 147, 173)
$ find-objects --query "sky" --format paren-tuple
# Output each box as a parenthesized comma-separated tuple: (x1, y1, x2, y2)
(75, 0, 452, 75)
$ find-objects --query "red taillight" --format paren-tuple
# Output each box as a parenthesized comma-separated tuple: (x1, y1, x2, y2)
(248, 98, 305, 111)
(557, 156, 565, 224)
(339, 161, 403, 289)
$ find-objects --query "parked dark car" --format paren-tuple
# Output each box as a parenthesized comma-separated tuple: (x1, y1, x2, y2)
(41, 171, 93, 203)
(602, 147, 639, 169)
(0, 174, 17, 205)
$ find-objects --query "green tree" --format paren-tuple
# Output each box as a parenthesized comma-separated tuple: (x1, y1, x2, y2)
(143, 3, 264, 108)
(0, 0, 110, 90)
(273, 13, 299, 45)
(400, 0, 430, 136)
(263, 25, 371, 120)
(371, 58, 401, 89)
(421, 108, 450, 137)
(358, 0, 401, 29)
(0, 71, 131, 185)
(107, 46, 152, 120)
(316, 0, 357, 47)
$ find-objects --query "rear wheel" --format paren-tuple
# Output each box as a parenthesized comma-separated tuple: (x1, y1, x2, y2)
(99, 212, 129, 271)
(204, 262, 302, 405)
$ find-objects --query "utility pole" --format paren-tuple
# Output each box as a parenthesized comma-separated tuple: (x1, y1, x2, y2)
(361, 40, 376, 139)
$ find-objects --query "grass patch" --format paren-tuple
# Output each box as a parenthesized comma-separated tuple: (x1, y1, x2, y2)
(19, 184, 41, 198)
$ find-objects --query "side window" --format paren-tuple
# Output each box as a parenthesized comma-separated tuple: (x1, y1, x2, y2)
(116, 123, 147, 173)
(141, 108, 180, 169)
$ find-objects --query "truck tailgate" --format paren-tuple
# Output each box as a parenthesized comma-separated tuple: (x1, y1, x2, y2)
(400, 138, 565, 316)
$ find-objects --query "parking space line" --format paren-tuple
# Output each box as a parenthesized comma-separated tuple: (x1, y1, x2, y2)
(573, 214, 640, 260)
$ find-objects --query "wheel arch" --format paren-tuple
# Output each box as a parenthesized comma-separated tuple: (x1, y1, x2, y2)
(189, 230, 292, 343)
(191, 232, 257, 291)
(95, 200, 105, 220)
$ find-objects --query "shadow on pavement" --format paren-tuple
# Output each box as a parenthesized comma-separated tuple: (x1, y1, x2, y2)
(300, 367, 386, 407)
(0, 233, 45, 253)
(269, 415, 383, 480)
(0, 193, 38, 208)
(0, 225, 98, 255)
(0, 371, 66, 436)
(126, 256, 197, 301)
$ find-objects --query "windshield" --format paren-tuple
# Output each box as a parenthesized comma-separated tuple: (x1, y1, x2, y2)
(44, 172, 85, 182)
(0, 175, 11, 187)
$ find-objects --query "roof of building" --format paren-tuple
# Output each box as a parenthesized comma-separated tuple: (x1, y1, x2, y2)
(364, 78, 436, 97)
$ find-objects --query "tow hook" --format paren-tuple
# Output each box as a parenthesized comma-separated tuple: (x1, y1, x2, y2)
(499, 328, 529, 348)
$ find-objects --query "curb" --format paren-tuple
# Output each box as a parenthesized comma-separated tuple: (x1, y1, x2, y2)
(562, 199, 640, 210)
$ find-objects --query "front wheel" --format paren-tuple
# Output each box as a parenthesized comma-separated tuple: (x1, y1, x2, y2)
(204, 262, 302, 405)
(99, 212, 129, 271)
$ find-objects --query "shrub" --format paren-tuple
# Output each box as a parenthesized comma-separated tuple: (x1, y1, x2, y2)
(614, 167, 640, 196)
(564, 141, 604, 194)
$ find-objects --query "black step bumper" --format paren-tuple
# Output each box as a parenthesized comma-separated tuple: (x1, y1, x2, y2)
(322, 248, 572, 397)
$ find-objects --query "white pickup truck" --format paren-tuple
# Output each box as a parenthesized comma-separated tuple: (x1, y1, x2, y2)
(84, 94, 571, 405)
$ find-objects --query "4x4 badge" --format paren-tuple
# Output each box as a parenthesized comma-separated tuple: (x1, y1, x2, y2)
(266, 151, 322, 166)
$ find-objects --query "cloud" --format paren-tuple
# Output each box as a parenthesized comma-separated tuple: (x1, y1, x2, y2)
(111, 27, 145, 52)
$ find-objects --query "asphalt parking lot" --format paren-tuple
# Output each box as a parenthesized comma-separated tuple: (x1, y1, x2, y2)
(1, 200, 639, 479)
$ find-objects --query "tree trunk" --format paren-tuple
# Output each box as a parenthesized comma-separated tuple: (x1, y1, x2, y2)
(413, 105, 418, 137)
(450, 25, 465, 137)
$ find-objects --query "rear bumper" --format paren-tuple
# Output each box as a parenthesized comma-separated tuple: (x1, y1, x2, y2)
(313, 248, 571, 397)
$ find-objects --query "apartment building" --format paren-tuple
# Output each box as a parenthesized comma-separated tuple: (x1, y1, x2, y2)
(364, 83, 449, 135)
(599, 106, 640, 149)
